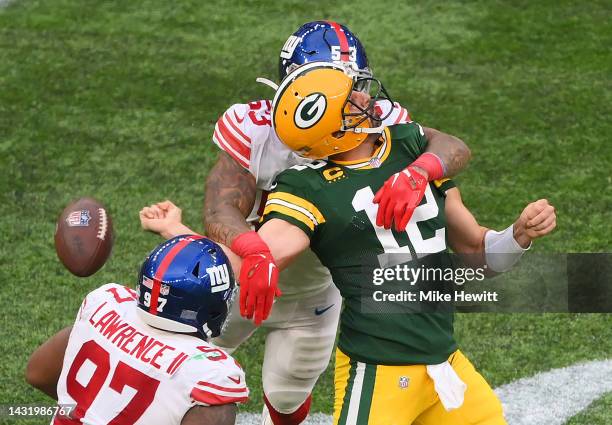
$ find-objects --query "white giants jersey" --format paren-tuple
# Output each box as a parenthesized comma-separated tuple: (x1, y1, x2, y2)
(54, 284, 248, 425)
(212, 99, 410, 299)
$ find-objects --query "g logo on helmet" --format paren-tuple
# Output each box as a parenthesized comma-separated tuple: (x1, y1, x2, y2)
(294, 93, 327, 129)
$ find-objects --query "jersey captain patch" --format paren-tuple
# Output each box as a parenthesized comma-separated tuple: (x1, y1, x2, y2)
(322, 166, 346, 182)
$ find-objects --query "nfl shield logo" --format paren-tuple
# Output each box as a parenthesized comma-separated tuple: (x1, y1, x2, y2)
(399, 376, 409, 389)
(160, 284, 170, 296)
(66, 209, 91, 227)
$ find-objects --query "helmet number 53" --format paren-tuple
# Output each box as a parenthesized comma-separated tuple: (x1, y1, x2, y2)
(331, 45, 357, 62)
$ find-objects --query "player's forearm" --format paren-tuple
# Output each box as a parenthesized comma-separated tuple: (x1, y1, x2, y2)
(160, 222, 198, 240)
(447, 189, 540, 274)
(423, 127, 471, 178)
(449, 227, 489, 254)
(26, 326, 72, 400)
(203, 152, 257, 246)
(258, 218, 310, 270)
(446, 188, 486, 254)
(205, 208, 253, 246)
(511, 224, 533, 249)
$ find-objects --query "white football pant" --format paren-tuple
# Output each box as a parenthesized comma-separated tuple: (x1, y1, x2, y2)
(213, 282, 341, 417)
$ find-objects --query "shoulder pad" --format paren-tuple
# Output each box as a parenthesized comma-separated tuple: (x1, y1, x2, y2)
(389, 121, 424, 138)
(186, 346, 249, 406)
(212, 101, 273, 170)
(76, 283, 137, 324)
(213, 104, 252, 169)
(275, 160, 332, 190)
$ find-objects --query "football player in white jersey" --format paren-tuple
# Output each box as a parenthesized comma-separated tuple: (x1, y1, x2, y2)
(26, 236, 248, 425)
(200, 21, 472, 425)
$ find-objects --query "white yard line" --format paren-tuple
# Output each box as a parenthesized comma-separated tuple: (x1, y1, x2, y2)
(496, 359, 612, 425)
(237, 359, 612, 425)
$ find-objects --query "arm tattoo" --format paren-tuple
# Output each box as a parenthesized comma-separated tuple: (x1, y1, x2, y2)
(423, 127, 471, 177)
(204, 151, 256, 246)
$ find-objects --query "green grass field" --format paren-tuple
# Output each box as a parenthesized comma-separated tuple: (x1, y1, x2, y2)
(1, 0, 610, 423)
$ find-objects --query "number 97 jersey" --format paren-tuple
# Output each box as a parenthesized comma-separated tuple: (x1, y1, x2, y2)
(54, 284, 248, 425)
(261, 123, 458, 365)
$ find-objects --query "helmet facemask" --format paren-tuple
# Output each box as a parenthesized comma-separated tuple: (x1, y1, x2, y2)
(342, 76, 394, 134)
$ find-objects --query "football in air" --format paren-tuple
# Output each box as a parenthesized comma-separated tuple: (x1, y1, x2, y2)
(55, 197, 113, 277)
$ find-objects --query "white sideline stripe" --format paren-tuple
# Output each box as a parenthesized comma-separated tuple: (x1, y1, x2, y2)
(236, 359, 612, 425)
(495, 358, 612, 425)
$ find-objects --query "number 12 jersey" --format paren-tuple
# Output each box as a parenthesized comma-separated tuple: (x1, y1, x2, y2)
(261, 123, 458, 365)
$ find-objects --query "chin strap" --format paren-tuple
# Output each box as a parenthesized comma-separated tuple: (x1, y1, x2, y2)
(256, 77, 279, 91)
(345, 123, 385, 134)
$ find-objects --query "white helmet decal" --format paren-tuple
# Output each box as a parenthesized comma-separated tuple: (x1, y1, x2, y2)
(294, 93, 327, 129)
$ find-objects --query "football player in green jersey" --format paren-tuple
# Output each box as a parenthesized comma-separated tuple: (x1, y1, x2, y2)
(140, 62, 556, 424)
(258, 62, 555, 425)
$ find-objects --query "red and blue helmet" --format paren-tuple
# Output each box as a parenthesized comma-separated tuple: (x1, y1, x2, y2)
(279, 21, 372, 85)
(136, 235, 235, 339)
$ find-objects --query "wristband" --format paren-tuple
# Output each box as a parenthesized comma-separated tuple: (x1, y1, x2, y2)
(484, 225, 530, 273)
(231, 231, 269, 258)
(410, 152, 445, 181)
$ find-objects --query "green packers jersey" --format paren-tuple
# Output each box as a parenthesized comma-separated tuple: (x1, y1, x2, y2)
(262, 123, 457, 365)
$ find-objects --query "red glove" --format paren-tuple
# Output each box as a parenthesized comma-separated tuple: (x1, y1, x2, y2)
(373, 153, 445, 231)
(231, 231, 281, 325)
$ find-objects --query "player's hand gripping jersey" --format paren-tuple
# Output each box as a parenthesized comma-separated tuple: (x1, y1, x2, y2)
(212, 99, 411, 299)
(261, 122, 457, 365)
(54, 284, 248, 425)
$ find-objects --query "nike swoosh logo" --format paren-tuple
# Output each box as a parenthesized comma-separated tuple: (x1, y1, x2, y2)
(228, 375, 241, 384)
(268, 262, 276, 286)
(233, 110, 245, 124)
(315, 304, 335, 316)
(391, 173, 400, 187)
